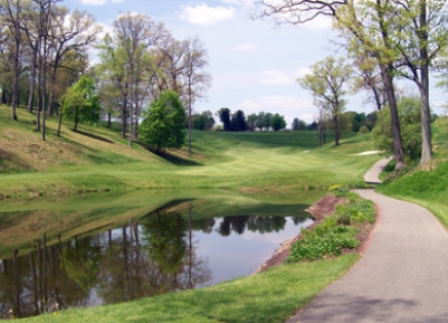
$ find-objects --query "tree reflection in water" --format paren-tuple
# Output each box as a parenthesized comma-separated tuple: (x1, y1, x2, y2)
(0, 210, 303, 319)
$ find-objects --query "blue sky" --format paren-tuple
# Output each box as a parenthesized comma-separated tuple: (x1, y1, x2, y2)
(63, 0, 446, 127)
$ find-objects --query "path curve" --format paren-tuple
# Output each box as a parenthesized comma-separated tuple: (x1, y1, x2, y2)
(286, 160, 448, 323)
(364, 156, 393, 184)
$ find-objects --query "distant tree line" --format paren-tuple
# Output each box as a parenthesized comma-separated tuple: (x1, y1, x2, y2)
(208, 108, 287, 132)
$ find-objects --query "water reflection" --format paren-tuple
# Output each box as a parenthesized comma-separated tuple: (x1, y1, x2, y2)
(0, 195, 313, 319)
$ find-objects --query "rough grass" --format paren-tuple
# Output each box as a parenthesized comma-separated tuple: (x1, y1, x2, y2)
(0, 105, 380, 197)
(16, 254, 360, 323)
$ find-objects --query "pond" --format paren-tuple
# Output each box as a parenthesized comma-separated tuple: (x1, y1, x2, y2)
(0, 190, 322, 319)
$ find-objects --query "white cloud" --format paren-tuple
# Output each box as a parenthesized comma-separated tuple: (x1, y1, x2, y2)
(79, 0, 106, 4)
(258, 68, 313, 86)
(179, 3, 235, 26)
(236, 43, 258, 51)
(259, 70, 295, 85)
(221, 0, 254, 7)
(295, 67, 311, 78)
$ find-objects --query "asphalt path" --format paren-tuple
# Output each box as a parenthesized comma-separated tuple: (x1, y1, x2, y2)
(286, 160, 448, 323)
(363, 156, 393, 184)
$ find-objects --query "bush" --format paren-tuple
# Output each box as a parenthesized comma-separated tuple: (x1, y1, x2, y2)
(287, 191, 376, 263)
(372, 96, 422, 161)
(139, 90, 186, 151)
(358, 125, 370, 134)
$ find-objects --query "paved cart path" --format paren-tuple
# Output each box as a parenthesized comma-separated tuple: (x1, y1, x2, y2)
(363, 156, 393, 184)
(286, 160, 448, 323)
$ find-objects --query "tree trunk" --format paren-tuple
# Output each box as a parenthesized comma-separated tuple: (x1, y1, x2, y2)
(107, 113, 111, 128)
(11, 34, 19, 121)
(382, 64, 405, 170)
(418, 1, 432, 164)
(27, 46, 38, 114)
(57, 112, 62, 137)
(333, 115, 339, 146)
(188, 86, 192, 155)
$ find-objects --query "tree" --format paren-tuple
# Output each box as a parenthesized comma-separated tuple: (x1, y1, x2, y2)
(256, 111, 265, 131)
(192, 110, 215, 130)
(271, 113, 286, 131)
(61, 75, 100, 132)
(1, 0, 26, 121)
(113, 12, 168, 148)
(292, 118, 307, 131)
(47, 7, 99, 116)
(258, 0, 406, 169)
(298, 56, 352, 146)
(139, 90, 186, 151)
(217, 107, 232, 131)
(263, 112, 273, 131)
(182, 37, 212, 154)
(372, 96, 422, 161)
(246, 113, 258, 131)
(391, 0, 448, 164)
(231, 109, 247, 132)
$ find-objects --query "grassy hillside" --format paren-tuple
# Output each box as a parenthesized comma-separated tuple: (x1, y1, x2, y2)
(0, 104, 379, 197)
(378, 122, 448, 228)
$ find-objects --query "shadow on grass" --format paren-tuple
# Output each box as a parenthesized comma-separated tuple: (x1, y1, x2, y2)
(136, 142, 203, 166)
(75, 130, 115, 144)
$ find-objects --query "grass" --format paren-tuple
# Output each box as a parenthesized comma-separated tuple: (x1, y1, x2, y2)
(16, 254, 360, 323)
(378, 158, 448, 228)
(288, 190, 377, 262)
(377, 122, 448, 229)
(0, 104, 380, 197)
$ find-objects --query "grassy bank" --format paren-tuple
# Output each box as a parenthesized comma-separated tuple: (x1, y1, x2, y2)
(377, 122, 448, 228)
(16, 254, 360, 323)
(0, 104, 379, 197)
(378, 159, 448, 228)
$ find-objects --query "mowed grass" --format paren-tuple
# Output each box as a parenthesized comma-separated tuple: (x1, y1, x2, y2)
(0, 105, 380, 197)
(18, 254, 360, 323)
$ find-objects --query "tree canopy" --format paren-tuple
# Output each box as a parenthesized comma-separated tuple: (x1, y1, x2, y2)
(139, 90, 186, 151)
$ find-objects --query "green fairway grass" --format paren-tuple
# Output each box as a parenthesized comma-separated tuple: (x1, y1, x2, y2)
(0, 105, 379, 197)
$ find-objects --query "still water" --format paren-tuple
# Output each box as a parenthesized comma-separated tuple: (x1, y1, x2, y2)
(0, 191, 318, 319)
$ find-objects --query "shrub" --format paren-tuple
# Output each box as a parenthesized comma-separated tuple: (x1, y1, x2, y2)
(358, 125, 370, 134)
(287, 191, 376, 263)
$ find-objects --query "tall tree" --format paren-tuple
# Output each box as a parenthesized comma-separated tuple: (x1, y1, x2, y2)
(1, 0, 26, 120)
(231, 110, 247, 132)
(391, 0, 448, 164)
(47, 7, 99, 116)
(259, 0, 406, 169)
(298, 56, 352, 146)
(182, 37, 211, 155)
(217, 107, 232, 131)
(113, 12, 167, 148)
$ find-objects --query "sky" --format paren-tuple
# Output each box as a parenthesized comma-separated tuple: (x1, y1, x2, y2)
(64, 0, 447, 128)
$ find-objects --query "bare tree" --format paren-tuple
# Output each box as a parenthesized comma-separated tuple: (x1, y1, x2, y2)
(47, 7, 99, 116)
(113, 12, 167, 148)
(1, 0, 26, 120)
(182, 37, 211, 155)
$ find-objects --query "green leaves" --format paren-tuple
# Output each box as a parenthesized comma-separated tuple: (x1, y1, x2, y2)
(139, 90, 186, 151)
(61, 75, 100, 131)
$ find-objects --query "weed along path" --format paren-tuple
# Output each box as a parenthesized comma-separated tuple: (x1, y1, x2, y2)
(287, 166, 448, 322)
